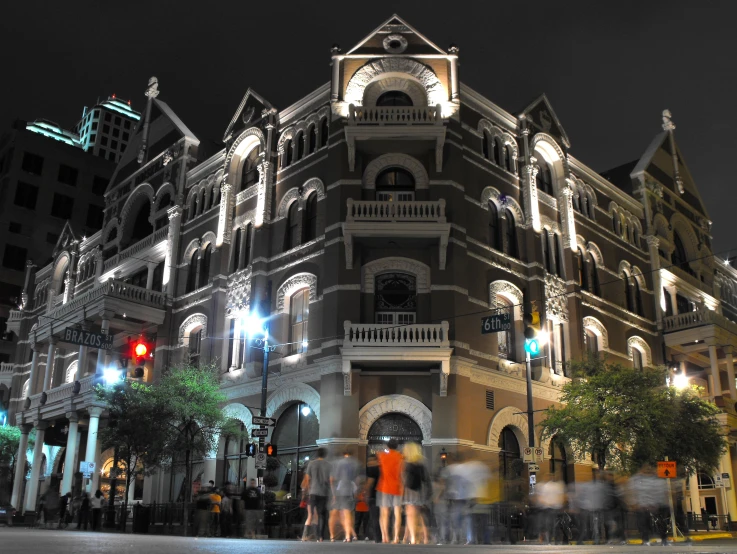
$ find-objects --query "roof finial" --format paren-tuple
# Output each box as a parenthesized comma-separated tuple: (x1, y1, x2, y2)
(662, 109, 675, 132)
(137, 77, 159, 164)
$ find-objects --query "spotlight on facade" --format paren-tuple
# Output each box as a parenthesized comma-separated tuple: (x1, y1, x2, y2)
(240, 311, 265, 337)
(301, 340, 309, 350)
(103, 367, 124, 386)
(673, 372, 689, 390)
(301, 405, 311, 417)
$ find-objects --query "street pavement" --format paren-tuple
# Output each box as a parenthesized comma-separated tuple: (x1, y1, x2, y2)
(1, 529, 737, 554)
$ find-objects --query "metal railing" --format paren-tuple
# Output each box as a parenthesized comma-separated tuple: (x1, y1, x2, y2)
(343, 320, 450, 347)
(347, 104, 442, 125)
(346, 199, 446, 222)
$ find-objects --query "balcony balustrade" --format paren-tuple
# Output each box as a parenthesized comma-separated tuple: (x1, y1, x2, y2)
(343, 321, 449, 348)
(347, 104, 442, 126)
(102, 225, 169, 273)
(346, 199, 446, 223)
(663, 308, 737, 336)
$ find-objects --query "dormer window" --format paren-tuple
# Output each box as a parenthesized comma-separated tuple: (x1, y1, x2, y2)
(376, 91, 413, 107)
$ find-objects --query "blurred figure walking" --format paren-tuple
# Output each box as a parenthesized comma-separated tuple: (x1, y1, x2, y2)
(302, 447, 331, 541)
(377, 439, 404, 543)
(402, 442, 430, 545)
(331, 448, 361, 542)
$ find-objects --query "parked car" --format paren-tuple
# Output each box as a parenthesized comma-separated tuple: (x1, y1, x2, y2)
(0, 504, 16, 526)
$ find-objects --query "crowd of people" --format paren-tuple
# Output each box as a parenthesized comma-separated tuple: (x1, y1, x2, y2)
(191, 478, 264, 537)
(37, 488, 107, 531)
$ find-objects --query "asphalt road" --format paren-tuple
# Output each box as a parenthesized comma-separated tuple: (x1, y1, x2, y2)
(1, 529, 737, 553)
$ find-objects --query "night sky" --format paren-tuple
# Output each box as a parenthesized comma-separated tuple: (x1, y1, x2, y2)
(2, 1, 735, 253)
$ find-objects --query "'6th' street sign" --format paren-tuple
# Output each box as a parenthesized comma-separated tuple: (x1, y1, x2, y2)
(481, 313, 512, 334)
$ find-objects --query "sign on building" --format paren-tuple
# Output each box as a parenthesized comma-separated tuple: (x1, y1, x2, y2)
(723, 473, 731, 489)
(79, 461, 96, 478)
(63, 328, 114, 350)
(481, 313, 512, 334)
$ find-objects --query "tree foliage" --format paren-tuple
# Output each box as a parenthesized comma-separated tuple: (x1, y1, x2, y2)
(0, 426, 34, 499)
(95, 380, 169, 518)
(540, 356, 725, 475)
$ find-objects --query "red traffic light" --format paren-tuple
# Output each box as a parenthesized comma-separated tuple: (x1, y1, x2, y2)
(265, 443, 277, 457)
(134, 342, 148, 358)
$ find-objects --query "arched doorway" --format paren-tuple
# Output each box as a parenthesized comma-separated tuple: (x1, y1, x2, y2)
(498, 426, 524, 502)
(271, 401, 318, 500)
(549, 436, 569, 484)
(367, 413, 423, 455)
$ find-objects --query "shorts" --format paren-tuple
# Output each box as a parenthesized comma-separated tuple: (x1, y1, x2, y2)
(334, 496, 355, 511)
(377, 491, 402, 508)
(308, 494, 328, 513)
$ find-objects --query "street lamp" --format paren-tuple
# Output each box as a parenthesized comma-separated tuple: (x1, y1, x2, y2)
(103, 367, 124, 386)
(673, 372, 689, 390)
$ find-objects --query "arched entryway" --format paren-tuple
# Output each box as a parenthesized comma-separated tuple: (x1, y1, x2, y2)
(498, 425, 525, 502)
(367, 413, 423, 455)
(270, 401, 319, 500)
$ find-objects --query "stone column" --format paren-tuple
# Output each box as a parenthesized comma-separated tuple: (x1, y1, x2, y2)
(725, 346, 737, 399)
(25, 346, 39, 406)
(669, 288, 678, 316)
(24, 422, 47, 513)
(11, 424, 32, 509)
(330, 55, 341, 102)
(164, 204, 183, 295)
(43, 337, 58, 392)
(522, 159, 541, 232)
(721, 444, 737, 522)
(688, 472, 701, 517)
(145, 261, 157, 290)
(646, 236, 664, 329)
(448, 51, 459, 101)
(61, 412, 80, 495)
(216, 182, 232, 247)
(84, 407, 104, 493)
(708, 341, 722, 398)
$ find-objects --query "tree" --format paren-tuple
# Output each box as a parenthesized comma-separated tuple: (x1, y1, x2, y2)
(0, 426, 35, 502)
(95, 380, 169, 529)
(152, 363, 241, 533)
(540, 356, 725, 475)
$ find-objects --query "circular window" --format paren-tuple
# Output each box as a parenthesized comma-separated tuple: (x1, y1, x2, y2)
(383, 34, 408, 54)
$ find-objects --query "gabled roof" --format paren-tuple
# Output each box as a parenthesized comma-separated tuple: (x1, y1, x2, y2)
(518, 94, 571, 149)
(52, 221, 79, 258)
(345, 14, 447, 56)
(223, 88, 276, 142)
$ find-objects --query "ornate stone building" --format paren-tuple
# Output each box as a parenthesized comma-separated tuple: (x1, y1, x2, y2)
(4, 15, 736, 516)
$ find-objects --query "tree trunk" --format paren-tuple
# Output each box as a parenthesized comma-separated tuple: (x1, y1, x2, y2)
(183, 448, 191, 536)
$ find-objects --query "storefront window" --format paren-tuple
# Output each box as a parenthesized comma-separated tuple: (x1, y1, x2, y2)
(271, 402, 318, 500)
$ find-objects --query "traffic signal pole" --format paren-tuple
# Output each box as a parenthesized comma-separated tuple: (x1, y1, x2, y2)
(526, 349, 536, 495)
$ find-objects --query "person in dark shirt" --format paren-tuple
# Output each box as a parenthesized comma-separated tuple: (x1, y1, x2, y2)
(366, 454, 381, 542)
(243, 479, 263, 538)
(58, 493, 71, 528)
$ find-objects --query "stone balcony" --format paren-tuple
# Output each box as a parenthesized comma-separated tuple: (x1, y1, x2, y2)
(20, 374, 100, 424)
(343, 321, 450, 348)
(663, 308, 737, 337)
(102, 225, 169, 274)
(344, 104, 446, 172)
(342, 199, 450, 270)
(0, 362, 12, 388)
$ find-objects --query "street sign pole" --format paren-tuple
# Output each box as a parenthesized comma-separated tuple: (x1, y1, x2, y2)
(665, 457, 676, 541)
(526, 350, 535, 495)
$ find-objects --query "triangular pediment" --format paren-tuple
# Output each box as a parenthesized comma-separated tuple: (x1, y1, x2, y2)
(519, 94, 571, 149)
(52, 221, 79, 258)
(223, 88, 275, 142)
(345, 14, 447, 56)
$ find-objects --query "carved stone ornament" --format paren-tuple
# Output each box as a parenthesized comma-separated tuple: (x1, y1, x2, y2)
(266, 382, 321, 422)
(439, 371, 448, 397)
(343, 371, 352, 396)
(178, 313, 207, 346)
(358, 394, 432, 442)
(227, 269, 252, 312)
(242, 106, 255, 125)
(545, 273, 569, 322)
(627, 336, 652, 367)
(276, 273, 318, 312)
(383, 34, 408, 54)
(582, 316, 608, 350)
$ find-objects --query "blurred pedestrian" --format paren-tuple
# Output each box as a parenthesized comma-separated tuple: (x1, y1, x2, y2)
(377, 439, 404, 543)
(303, 447, 331, 541)
(194, 488, 211, 537)
(626, 466, 669, 546)
(40, 487, 60, 529)
(209, 487, 222, 537)
(243, 479, 262, 539)
(432, 470, 449, 544)
(220, 491, 233, 537)
(59, 492, 71, 529)
(402, 442, 430, 545)
(354, 477, 370, 540)
(90, 490, 104, 531)
(365, 453, 381, 542)
(77, 493, 90, 531)
(331, 448, 361, 542)
(536, 475, 565, 544)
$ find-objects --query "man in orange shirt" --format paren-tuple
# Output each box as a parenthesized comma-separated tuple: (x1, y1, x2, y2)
(376, 439, 403, 543)
(209, 488, 222, 537)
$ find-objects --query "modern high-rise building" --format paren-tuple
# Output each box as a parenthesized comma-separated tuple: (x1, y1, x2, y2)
(4, 15, 736, 523)
(0, 99, 140, 410)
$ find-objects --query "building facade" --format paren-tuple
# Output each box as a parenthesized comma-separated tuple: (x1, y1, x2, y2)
(4, 15, 736, 516)
(0, 97, 140, 410)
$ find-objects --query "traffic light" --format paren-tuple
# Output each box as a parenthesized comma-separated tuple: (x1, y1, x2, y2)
(265, 443, 277, 457)
(245, 443, 257, 457)
(523, 310, 542, 356)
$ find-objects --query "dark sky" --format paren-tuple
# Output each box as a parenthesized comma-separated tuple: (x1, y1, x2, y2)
(2, 1, 736, 253)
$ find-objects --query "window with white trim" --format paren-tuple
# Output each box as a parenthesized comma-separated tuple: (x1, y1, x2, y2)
(289, 288, 309, 354)
(375, 273, 416, 325)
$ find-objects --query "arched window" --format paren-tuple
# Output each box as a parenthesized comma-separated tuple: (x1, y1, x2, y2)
(271, 401, 318, 499)
(303, 193, 318, 242)
(590, 258, 601, 296)
(129, 202, 153, 244)
(495, 138, 505, 167)
(240, 147, 261, 192)
(482, 133, 490, 160)
(320, 118, 329, 148)
(488, 202, 501, 251)
(585, 329, 599, 358)
(188, 325, 203, 367)
(308, 126, 316, 155)
(231, 228, 242, 273)
(504, 209, 517, 258)
(614, 214, 622, 236)
(633, 277, 643, 316)
(223, 421, 248, 485)
(535, 160, 553, 195)
(285, 201, 300, 251)
(625, 275, 634, 312)
(157, 193, 171, 212)
(573, 192, 581, 213)
(186, 250, 199, 293)
(375, 272, 416, 325)
(576, 249, 587, 289)
(663, 287, 674, 316)
(587, 194, 596, 219)
(296, 132, 304, 160)
(199, 244, 212, 288)
(243, 223, 253, 268)
(632, 347, 643, 370)
(376, 167, 415, 201)
(495, 295, 514, 359)
(289, 288, 309, 355)
(554, 234, 563, 278)
(673, 233, 689, 273)
(376, 91, 413, 106)
(285, 140, 293, 167)
(498, 426, 523, 501)
(549, 437, 569, 484)
(505, 145, 515, 172)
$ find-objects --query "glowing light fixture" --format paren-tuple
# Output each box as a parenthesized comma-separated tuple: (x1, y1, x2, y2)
(240, 311, 265, 337)
(673, 372, 689, 390)
(103, 367, 124, 386)
(134, 342, 148, 358)
(301, 405, 311, 417)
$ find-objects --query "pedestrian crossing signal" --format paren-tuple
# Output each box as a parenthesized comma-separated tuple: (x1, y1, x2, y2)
(245, 443, 257, 457)
(265, 443, 277, 457)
